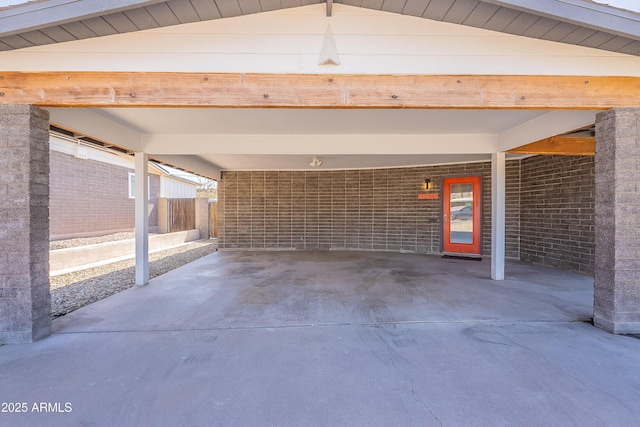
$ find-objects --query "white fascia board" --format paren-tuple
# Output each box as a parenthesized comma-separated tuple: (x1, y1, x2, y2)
(148, 162, 170, 177)
(49, 134, 133, 168)
(484, 0, 640, 39)
(50, 134, 163, 175)
(48, 107, 143, 153)
(0, 0, 165, 37)
(498, 110, 599, 152)
(141, 134, 499, 155)
(152, 155, 221, 180)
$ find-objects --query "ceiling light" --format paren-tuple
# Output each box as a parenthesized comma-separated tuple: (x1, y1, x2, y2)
(318, 25, 340, 66)
(310, 156, 323, 167)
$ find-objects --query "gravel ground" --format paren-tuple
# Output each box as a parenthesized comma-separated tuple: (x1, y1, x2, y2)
(50, 232, 145, 250)
(50, 239, 218, 319)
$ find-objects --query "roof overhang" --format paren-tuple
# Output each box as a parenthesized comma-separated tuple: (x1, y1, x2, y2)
(1, 0, 639, 55)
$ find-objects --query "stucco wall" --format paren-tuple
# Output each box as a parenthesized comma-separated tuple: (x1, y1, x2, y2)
(50, 150, 159, 240)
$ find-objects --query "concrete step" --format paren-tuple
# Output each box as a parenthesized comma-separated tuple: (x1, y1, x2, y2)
(50, 229, 200, 275)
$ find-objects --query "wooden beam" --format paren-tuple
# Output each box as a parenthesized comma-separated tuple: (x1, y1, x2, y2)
(0, 72, 639, 109)
(506, 135, 595, 156)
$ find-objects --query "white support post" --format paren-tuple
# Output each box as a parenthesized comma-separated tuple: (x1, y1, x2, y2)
(135, 152, 149, 286)
(491, 152, 506, 280)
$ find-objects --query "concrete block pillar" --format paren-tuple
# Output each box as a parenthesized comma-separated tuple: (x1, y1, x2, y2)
(0, 105, 51, 343)
(594, 108, 640, 334)
(195, 198, 210, 239)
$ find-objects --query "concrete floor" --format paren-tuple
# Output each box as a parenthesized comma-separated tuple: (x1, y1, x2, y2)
(1, 251, 640, 426)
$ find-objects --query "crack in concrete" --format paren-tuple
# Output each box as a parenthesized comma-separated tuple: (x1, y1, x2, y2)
(409, 378, 443, 427)
(489, 325, 640, 417)
(374, 328, 442, 426)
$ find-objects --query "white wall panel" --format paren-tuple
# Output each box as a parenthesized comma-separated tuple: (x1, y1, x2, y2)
(2, 4, 639, 75)
(160, 176, 197, 198)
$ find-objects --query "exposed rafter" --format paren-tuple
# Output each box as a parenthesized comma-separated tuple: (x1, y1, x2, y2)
(507, 135, 595, 156)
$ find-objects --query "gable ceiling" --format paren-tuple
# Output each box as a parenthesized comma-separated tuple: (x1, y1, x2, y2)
(1, 0, 640, 55)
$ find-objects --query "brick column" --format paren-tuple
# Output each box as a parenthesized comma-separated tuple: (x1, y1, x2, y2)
(594, 108, 640, 334)
(0, 105, 51, 343)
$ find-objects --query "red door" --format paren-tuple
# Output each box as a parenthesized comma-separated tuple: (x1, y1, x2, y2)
(442, 176, 482, 255)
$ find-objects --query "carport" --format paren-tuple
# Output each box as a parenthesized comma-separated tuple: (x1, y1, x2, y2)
(2, 1, 640, 344)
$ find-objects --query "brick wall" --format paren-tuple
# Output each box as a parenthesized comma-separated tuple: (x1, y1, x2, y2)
(50, 150, 160, 239)
(519, 155, 595, 275)
(218, 158, 593, 272)
(505, 160, 521, 259)
(219, 162, 521, 256)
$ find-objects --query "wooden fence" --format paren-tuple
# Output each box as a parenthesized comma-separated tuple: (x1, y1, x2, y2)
(208, 202, 218, 238)
(168, 198, 195, 232)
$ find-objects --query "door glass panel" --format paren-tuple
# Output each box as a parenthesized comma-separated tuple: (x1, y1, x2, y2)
(450, 183, 473, 244)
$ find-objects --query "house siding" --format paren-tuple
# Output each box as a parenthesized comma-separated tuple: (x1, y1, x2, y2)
(219, 162, 522, 256)
(161, 176, 198, 198)
(519, 155, 595, 275)
(50, 150, 159, 240)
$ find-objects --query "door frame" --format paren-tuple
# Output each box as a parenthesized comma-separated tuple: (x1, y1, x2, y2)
(441, 174, 483, 255)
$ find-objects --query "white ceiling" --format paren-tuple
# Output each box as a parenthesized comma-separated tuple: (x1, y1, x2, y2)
(47, 104, 600, 178)
(196, 153, 493, 171)
(94, 108, 549, 135)
(75, 108, 565, 174)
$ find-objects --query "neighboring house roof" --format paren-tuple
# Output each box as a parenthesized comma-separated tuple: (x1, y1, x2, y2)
(1, 0, 639, 55)
(152, 161, 209, 187)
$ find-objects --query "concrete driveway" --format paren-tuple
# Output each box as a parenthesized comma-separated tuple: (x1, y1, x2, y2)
(1, 251, 640, 426)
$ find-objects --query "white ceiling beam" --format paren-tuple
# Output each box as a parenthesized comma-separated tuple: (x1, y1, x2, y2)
(47, 107, 143, 152)
(498, 110, 599, 152)
(140, 133, 499, 155)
